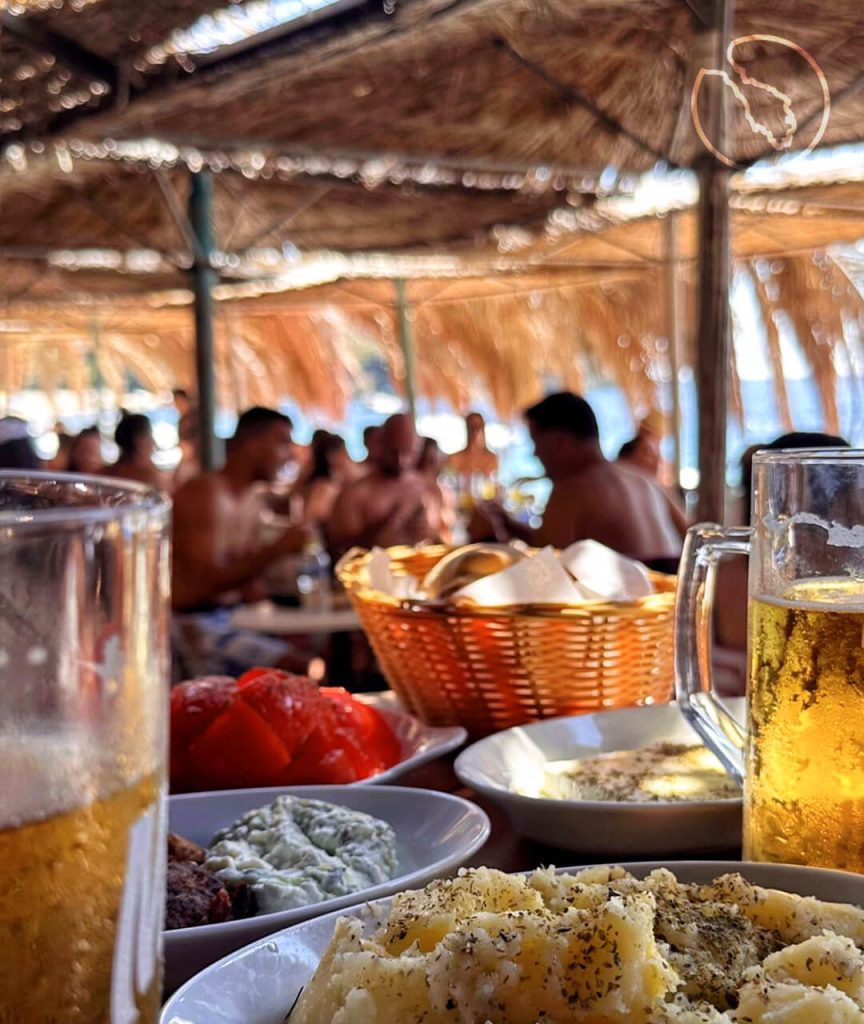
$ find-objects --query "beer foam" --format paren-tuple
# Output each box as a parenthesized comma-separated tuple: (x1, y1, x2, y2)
(0, 732, 110, 829)
(755, 576, 864, 614)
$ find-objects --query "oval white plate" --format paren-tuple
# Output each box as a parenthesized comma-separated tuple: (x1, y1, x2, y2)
(453, 701, 745, 855)
(162, 860, 864, 1024)
(164, 785, 490, 993)
(355, 692, 466, 785)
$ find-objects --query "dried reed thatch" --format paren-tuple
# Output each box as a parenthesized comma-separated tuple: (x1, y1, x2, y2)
(3, 0, 864, 172)
(2, 242, 862, 429)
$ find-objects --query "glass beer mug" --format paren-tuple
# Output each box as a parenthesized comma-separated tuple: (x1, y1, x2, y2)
(676, 450, 864, 871)
(0, 473, 170, 1022)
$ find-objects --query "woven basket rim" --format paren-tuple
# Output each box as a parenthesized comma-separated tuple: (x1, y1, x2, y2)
(338, 545, 676, 619)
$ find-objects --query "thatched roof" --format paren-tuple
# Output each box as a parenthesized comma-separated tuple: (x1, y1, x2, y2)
(4, 0, 864, 171)
(1, 0, 862, 421)
(1, 161, 862, 304)
(2, 236, 861, 423)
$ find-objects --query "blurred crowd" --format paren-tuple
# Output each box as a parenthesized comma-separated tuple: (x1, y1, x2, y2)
(1, 387, 844, 690)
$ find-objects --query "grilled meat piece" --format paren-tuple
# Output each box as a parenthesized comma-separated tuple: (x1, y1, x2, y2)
(165, 860, 233, 930)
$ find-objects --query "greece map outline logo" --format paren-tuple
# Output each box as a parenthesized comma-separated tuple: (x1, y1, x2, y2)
(691, 35, 831, 169)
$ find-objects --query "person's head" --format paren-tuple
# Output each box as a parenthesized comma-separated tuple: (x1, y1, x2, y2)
(229, 406, 294, 483)
(417, 436, 444, 478)
(363, 424, 384, 465)
(618, 433, 660, 475)
(67, 427, 103, 475)
(309, 432, 351, 482)
(172, 388, 192, 417)
(114, 414, 154, 461)
(0, 417, 39, 470)
(524, 392, 601, 480)
(741, 431, 850, 522)
(465, 411, 486, 447)
(379, 413, 420, 478)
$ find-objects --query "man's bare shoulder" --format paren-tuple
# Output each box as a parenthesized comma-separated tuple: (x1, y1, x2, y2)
(173, 471, 229, 509)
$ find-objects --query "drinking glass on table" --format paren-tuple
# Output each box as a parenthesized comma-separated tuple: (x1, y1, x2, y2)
(0, 473, 171, 1022)
(676, 450, 864, 871)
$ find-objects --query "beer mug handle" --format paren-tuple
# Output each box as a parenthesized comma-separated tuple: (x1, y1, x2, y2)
(674, 524, 751, 785)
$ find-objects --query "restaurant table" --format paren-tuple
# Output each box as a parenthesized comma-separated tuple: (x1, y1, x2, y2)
(230, 601, 362, 636)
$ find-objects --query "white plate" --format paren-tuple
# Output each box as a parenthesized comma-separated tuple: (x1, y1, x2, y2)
(453, 701, 745, 855)
(355, 692, 466, 785)
(162, 860, 864, 1024)
(164, 785, 490, 993)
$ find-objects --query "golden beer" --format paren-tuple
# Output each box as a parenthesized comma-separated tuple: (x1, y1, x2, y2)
(746, 579, 864, 871)
(0, 739, 163, 1024)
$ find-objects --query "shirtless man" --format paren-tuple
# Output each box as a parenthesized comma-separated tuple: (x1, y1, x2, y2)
(172, 407, 308, 611)
(103, 413, 168, 491)
(448, 411, 498, 479)
(617, 434, 688, 538)
(362, 424, 385, 472)
(474, 392, 681, 569)
(328, 413, 444, 556)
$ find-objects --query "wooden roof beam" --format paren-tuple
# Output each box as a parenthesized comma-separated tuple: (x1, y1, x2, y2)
(145, 134, 617, 188)
(0, 11, 119, 91)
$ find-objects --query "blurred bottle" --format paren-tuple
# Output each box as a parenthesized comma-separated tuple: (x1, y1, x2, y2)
(296, 538, 333, 612)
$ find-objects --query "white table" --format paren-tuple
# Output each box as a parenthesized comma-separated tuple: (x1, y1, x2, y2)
(230, 601, 362, 636)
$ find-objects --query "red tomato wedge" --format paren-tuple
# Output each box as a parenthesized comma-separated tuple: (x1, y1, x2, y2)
(185, 700, 293, 790)
(169, 670, 402, 792)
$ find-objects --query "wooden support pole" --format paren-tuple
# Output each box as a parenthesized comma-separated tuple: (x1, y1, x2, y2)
(694, 0, 732, 524)
(394, 278, 418, 423)
(188, 170, 221, 471)
(664, 214, 684, 490)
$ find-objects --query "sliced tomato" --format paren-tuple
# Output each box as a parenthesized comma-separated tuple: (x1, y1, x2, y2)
(184, 700, 293, 791)
(320, 688, 402, 772)
(238, 670, 320, 759)
(169, 676, 237, 790)
(284, 721, 363, 785)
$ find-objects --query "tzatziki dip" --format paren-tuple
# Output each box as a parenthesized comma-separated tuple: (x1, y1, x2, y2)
(204, 796, 397, 913)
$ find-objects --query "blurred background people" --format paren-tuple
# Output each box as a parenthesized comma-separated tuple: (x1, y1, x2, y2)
(47, 422, 74, 472)
(362, 424, 385, 473)
(172, 406, 307, 611)
(171, 406, 311, 677)
(103, 413, 167, 490)
(618, 433, 688, 537)
(473, 392, 681, 569)
(292, 431, 357, 527)
(66, 426, 104, 476)
(0, 417, 40, 470)
(417, 436, 455, 544)
(329, 412, 445, 556)
(449, 411, 498, 479)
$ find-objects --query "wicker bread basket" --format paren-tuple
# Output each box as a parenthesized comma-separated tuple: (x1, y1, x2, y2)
(338, 545, 676, 737)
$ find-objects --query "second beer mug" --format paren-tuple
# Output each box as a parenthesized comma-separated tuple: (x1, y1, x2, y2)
(676, 449, 864, 872)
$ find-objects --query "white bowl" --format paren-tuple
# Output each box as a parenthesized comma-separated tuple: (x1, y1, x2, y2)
(355, 692, 466, 784)
(164, 785, 490, 993)
(162, 860, 864, 1024)
(453, 701, 745, 855)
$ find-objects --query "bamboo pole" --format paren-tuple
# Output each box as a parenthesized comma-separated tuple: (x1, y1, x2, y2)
(664, 214, 684, 489)
(694, 0, 733, 524)
(188, 170, 221, 471)
(394, 277, 418, 422)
